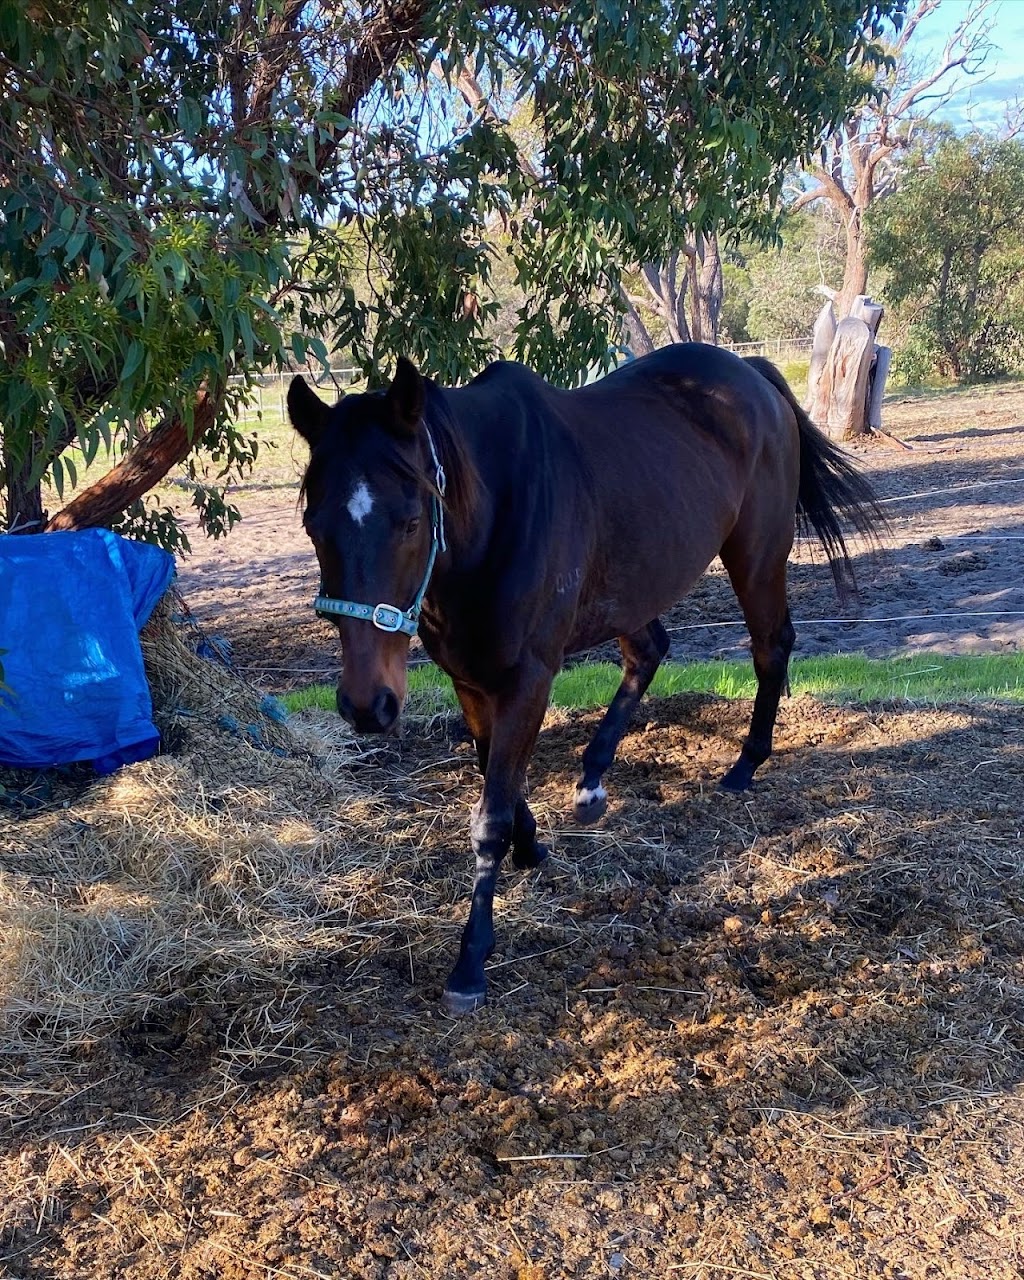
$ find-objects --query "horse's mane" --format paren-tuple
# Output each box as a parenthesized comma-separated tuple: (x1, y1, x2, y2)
(419, 380, 480, 543)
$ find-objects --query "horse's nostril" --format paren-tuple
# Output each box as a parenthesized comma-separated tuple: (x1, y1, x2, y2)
(337, 687, 399, 734)
(373, 687, 400, 732)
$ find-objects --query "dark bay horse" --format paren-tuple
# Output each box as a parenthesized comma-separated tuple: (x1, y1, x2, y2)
(288, 344, 881, 1015)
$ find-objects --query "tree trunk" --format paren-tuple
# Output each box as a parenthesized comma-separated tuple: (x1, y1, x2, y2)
(616, 284, 657, 355)
(685, 248, 703, 342)
(836, 208, 869, 320)
(46, 390, 218, 532)
(3, 436, 46, 534)
(696, 233, 723, 344)
(641, 255, 690, 343)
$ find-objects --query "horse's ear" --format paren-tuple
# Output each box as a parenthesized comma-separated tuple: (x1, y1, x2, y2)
(287, 376, 334, 447)
(385, 357, 424, 436)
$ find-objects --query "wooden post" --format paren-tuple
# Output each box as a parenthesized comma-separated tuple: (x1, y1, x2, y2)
(850, 294, 884, 338)
(805, 300, 837, 416)
(808, 295, 887, 439)
(867, 345, 892, 430)
(815, 317, 874, 440)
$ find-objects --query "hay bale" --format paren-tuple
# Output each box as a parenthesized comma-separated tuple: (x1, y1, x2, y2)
(140, 591, 297, 758)
(0, 591, 417, 1074)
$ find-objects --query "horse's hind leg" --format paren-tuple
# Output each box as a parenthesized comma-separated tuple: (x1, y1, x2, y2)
(718, 549, 796, 793)
(573, 619, 669, 823)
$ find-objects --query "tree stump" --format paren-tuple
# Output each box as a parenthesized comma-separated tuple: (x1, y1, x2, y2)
(805, 300, 837, 418)
(812, 317, 875, 439)
(807, 294, 891, 440)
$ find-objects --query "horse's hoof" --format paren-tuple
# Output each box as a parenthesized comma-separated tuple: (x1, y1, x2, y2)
(719, 766, 752, 793)
(573, 784, 607, 825)
(512, 840, 550, 870)
(441, 986, 487, 1018)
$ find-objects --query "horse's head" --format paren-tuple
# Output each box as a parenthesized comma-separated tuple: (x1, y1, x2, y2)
(288, 358, 440, 734)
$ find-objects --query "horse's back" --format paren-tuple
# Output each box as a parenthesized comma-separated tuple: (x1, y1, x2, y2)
(457, 345, 790, 438)
(575, 343, 790, 421)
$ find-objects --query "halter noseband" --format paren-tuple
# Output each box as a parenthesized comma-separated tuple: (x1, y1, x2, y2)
(311, 428, 447, 638)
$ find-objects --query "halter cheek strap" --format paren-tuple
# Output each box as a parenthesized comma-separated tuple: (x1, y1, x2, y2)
(312, 428, 447, 638)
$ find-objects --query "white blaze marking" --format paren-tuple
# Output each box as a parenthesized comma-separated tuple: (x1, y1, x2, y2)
(346, 480, 374, 524)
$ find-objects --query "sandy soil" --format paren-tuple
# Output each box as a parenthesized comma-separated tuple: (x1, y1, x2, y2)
(172, 383, 1024, 690)
(3, 694, 1023, 1278)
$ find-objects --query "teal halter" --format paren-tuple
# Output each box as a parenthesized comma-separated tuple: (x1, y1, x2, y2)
(312, 428, 447, 638)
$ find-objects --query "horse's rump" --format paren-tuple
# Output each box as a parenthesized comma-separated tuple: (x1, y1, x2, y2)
(743, 355, 884, 599)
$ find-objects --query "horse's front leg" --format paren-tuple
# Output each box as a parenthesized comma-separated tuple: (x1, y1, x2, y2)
(454, 680, 549, 870)
(443, 662, 553, 1016)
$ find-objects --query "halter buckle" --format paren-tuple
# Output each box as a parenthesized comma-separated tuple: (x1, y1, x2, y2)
(371, 603, 406, 633)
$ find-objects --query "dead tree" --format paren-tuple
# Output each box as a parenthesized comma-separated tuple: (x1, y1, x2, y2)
(792, 0, 994, 320)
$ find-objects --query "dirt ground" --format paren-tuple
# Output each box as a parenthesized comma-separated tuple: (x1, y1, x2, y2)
(172, 382, 1024, 690)
(3, 382, 1024, 1279)
(2, 693, 1023, 1278)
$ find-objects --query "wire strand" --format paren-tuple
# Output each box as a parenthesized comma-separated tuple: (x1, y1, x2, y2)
(874, 474, 1024, 505)
(664, 608, 1024, 634)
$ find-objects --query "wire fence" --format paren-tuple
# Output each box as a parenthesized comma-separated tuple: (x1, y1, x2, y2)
(718, 337, 813, 361)
(230, 368, 359, 425)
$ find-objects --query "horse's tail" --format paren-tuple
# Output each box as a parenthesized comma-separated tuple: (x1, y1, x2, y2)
(744, 356, 885, 602)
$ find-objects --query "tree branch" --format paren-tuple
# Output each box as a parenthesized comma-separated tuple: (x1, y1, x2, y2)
(46, 388, 221, 532)
(889, 0, 993, 121)
(308, 1, 432, 204)
(432, 57, 541, 180)
(893, 0, 942, 56)
(804, 165, 856, 214)
(245, 0, 306, 128)
(789, 183, 829, 213)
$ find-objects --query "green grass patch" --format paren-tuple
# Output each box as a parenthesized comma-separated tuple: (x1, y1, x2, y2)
(775, 357, 810, 400)
(281, 652, 1024, 717)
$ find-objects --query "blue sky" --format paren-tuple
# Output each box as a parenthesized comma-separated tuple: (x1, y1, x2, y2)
(909, 0, 1023, 130)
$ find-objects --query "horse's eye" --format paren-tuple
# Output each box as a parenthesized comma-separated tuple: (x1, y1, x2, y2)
(405, 517, 421, 537)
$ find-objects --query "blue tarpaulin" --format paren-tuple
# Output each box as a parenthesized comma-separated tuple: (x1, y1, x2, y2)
(0, 530, 175, 773)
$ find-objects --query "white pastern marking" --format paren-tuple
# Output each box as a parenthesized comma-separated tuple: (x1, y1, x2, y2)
(575, 785, 607, 806)
(346, 480, 375, 525)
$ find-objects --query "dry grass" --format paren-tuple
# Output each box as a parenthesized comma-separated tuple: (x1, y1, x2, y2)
(0, 597, 580, 1102)
(3, 650, 1024, 1278)
(0, 598, 463, 1090)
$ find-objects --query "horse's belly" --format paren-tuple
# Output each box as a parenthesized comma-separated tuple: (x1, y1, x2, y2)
(567, 527, 726, 652)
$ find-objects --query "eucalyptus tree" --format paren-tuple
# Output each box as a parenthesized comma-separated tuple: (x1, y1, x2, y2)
(869, 133, 1024, 380)
(0, 0, 904, 547)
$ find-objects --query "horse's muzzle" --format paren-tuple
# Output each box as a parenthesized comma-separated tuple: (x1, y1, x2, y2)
(337, 686, 401, 735)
